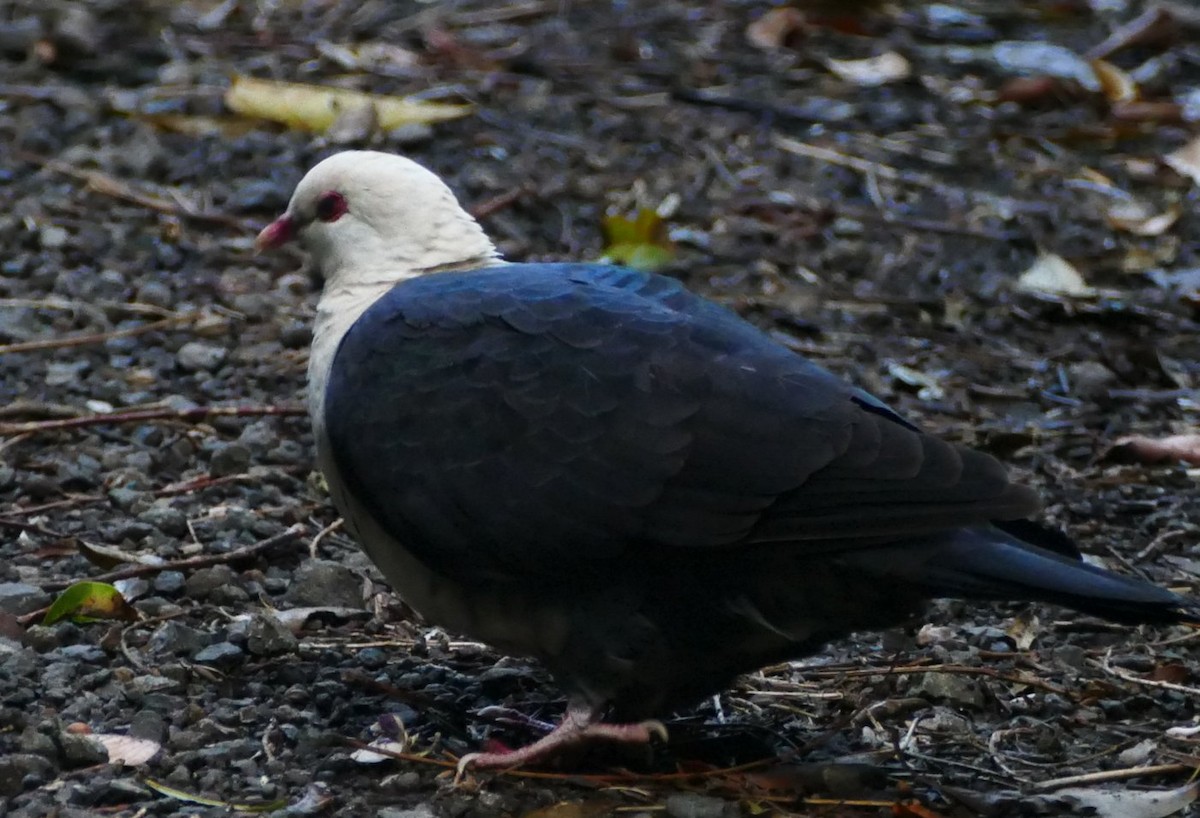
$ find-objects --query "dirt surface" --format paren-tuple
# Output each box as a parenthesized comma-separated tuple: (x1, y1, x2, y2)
(3, 1, 1200, 816)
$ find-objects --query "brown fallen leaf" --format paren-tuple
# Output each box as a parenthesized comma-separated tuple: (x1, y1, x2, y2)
(1109, 101, 1184, 123)
(1106, 434, 1200, 466)
(1090, 58, 1137, 103)
(893, 801, 945, 818)
(996, 76, 1074, 106)
(1006, 609, 1041, 651)
(1149, 663, 1190, 684)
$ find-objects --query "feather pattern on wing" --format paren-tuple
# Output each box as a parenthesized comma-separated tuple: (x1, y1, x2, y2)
(325, 263, 1041, 587)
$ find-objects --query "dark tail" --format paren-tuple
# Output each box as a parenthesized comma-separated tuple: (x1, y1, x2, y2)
(857, 525, 1198, 625)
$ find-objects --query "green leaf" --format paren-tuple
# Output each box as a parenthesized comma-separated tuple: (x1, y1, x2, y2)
(43, 581, 138, 625)
(600, 208, 675, 272)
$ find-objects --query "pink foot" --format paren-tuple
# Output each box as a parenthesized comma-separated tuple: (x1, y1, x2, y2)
(455, 701, 667, 780)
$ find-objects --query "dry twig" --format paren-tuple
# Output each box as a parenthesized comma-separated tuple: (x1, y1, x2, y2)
(1097, 650, 1200, 698)
(0, 404, 305, 437)
(36, 522, 306, 595)
(1030, 762, 1197, 791)
(801, 661, 1069, 696)
(0, 313, 204, 356)
(15, 150, 255, 231)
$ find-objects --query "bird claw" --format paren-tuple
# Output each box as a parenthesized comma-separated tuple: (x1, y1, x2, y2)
(643, 719, 669, 744)
(451, 716, 669, 783)
(453, 752, 482, 785)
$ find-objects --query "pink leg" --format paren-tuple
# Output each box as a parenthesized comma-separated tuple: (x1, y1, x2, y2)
(455, 700, 667, 779)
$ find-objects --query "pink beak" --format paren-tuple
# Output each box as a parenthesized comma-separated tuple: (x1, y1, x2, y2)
(255, 215, 296, 253)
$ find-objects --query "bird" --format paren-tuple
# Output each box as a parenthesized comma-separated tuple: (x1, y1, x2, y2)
(256, 150, 1196, 774)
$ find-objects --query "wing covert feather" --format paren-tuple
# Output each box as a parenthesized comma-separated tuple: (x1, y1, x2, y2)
(324, 264, 1039, 585)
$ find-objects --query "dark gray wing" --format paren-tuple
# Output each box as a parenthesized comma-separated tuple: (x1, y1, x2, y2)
(324, 263, 1039, 586)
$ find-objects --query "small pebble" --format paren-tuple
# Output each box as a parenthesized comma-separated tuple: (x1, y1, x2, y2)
(138, 504, 189, 538)
(209, 442, 251, 477)
(280, 322, 312, 349)
(21, 625, 60, 653)
(0, 583, 51, 616)
(59, 732, 108, 768)
(378, 805, 436, 818)
(243, 614, 298, 657)
(135, 280, 173, 308)
(910, 672, 984, 709)
(284, 560, 364, 609)
(129, 710, 168, 744)
(20, 475, 59, 501)
(148, 621, 207, 656)
(18, 727, 57, 759)
(152, 571, 186, 595)
(39, 225, 69, 249)
(176, 341, 227, 372)
(56, 644, 107, 663)
(193, 641, 244, 666)
(184, 565, 238, 600)
(665, 792, 736, 818)
(0, 754, 56, 797)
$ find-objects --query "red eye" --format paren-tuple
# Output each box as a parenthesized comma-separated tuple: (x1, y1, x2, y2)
(315, 191, 347, 223)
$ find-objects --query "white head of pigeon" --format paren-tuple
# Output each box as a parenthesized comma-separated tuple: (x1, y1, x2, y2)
(257, 151, 504, 422)
(257, 150, 499, 284)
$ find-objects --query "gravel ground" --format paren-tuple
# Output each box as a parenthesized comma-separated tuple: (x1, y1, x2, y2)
(2, 1, 1200, 816)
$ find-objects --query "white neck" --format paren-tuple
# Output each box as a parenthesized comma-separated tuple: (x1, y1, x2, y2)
(308, 277, 398, 434)
(306, 256, 509, 438)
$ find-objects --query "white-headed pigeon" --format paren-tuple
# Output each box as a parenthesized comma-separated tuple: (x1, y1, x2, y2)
(257, 151, 1196, 773)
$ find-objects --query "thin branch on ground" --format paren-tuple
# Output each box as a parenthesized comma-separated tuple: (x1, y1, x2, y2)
(35, 522, 307, 595)
(1097, 650, 1200, 698)
(0, 312, 205, 356)
(799, 661, 1068, 696)
(15, 150, 257, 232)
(0, 296, 182, 319)
(1030, 762, 1198, 791)
(0, 404, 306, 437)
(309, 518, 344, 559)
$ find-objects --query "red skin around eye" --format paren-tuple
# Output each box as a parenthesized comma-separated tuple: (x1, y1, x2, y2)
(316, 191, 348, 222)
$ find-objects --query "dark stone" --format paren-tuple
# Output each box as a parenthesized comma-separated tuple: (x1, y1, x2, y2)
(193, 641, 244, 667)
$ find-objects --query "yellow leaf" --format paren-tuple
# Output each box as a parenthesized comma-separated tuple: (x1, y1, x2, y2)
(138, 113, 260, 139)
(224, 76, 471, 133)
